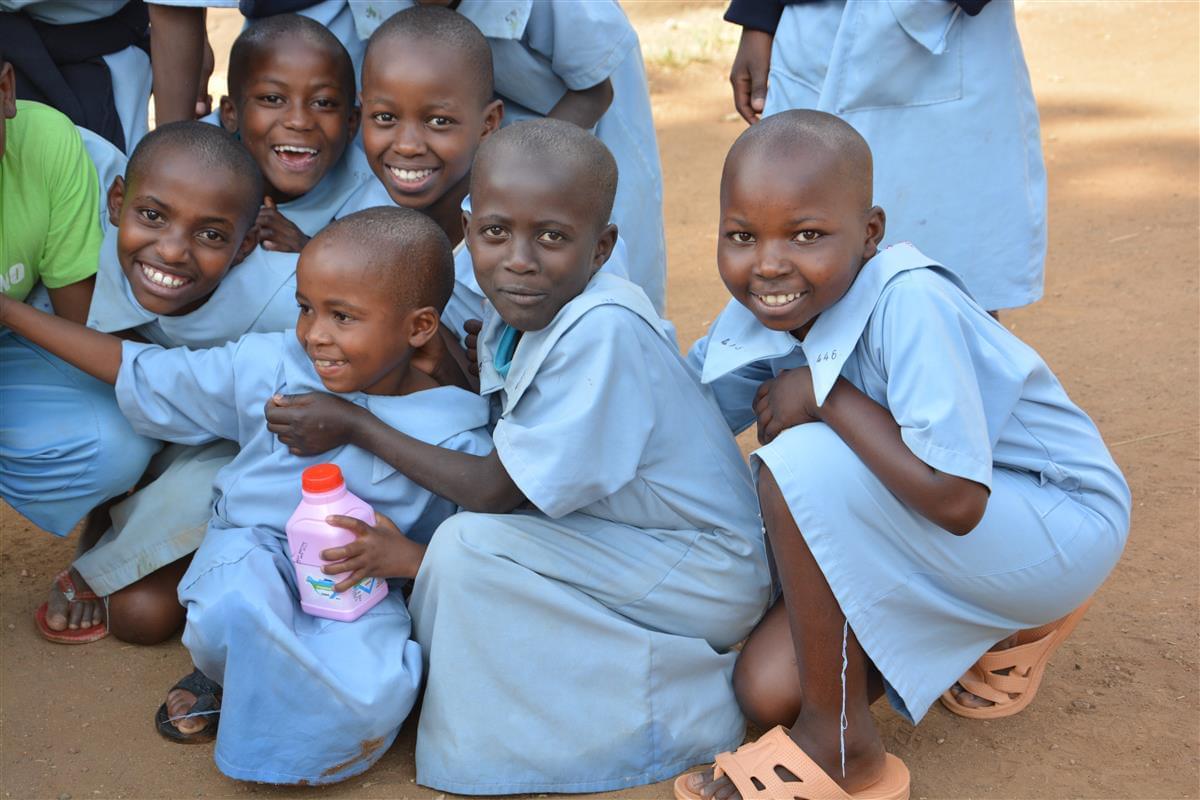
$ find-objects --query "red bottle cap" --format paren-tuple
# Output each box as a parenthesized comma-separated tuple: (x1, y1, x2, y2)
(302, 463, 344, 493)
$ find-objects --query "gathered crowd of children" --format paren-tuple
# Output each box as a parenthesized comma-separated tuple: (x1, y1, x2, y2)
(1, 1, 1130, 797)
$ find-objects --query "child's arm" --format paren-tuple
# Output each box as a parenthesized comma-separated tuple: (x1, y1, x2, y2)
(266, 393, 525, 513)
(256, 197, 311, 253)
(547, 80, 613, 130)
(756, 368, 989, 535)
(46, 276, 96, 326)
(0, 293, 123, 384)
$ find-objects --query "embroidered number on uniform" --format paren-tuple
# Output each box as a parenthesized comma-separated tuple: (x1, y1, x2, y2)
(815, 349, 838, 363)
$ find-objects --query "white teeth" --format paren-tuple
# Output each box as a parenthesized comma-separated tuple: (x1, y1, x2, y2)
(757, 293, 800, 307)
(140, 263, 188, 289)
(274, 145, 318, 155)
(314, 359, 343, 368)
(389, 166, 434, 182)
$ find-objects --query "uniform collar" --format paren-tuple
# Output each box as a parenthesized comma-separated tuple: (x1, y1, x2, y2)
(280, 334, 491, 484)
(86, 228, 157, 334)
(702, 243, 953, 405)
(278, 147, 375, 236)
(477, 272, 668, 414)
(456, 0, 532, 39)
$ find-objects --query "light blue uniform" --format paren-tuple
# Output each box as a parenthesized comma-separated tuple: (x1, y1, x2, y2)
(690, 243, 1130, 723)
(352, 0, 667, 312)
(115, 331, 491, 783)
(409, 272, 772, 794)
(1, 0, 152, 151)
(763, 0, 1046, 310)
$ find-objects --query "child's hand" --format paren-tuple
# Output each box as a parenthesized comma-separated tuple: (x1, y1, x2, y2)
(320, 512, 426, 591)
(256, 197, 310, 252)
(753, 367, 821, 445)
(463, 318, 482, 377)
(265, 392, 362, 455)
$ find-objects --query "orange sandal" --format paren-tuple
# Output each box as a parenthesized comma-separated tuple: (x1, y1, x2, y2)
(673, 727, 910, 800)
(939, 599, 1092, 720)
(34, 569, 109, 645)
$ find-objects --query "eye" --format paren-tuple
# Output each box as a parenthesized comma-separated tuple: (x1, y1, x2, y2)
(794, 230, 822, 243)
(728, 231, 755, 244)
(259, 94, 285, 105)
(197, 229, 227, 243)
(138, 208, 163, 223)
(427, 116, 454, 128)
(536, 230, 566, 243)
(313, 97, 338, 110)
(296, 301, 312, 315)
(481, 225, 508, 240)
(332, 310, 353, 323)
(371, 111, 395, 124)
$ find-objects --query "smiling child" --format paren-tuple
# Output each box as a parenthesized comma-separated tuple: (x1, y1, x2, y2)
(678, 110, 1128, 800)
(263, 119, 771, 793)
(0, 207, 493, 784)
(213, 14, 366, 252)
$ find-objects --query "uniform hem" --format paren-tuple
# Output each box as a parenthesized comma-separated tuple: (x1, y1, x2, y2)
(213, 728, 399, 786)
(416, 734, 744, 795)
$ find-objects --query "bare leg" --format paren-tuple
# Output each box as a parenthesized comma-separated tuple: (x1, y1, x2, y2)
(948, 612, 1073, 708)
(44, 504, 113, 632)
(688, 467, 887, 799)
(108, 554, 191, 645)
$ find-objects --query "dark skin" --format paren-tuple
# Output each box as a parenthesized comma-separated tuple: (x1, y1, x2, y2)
(265, 149, 618, 525)
(147, 5, 212, 125)
(729, 28, 773, 124)
(685, 138, 989, 798)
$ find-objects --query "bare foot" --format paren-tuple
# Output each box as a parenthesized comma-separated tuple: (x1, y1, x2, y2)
(164, 687, 212, 736)
(44, 568, 106, 632)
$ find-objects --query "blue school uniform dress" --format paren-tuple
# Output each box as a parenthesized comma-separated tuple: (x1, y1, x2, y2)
(115, 331, 492, 783)
(690, 243, 1130, 723)
(408, 272, 772, 794)
(351, 0, 667, 313)
(751, 0, 1046, 310)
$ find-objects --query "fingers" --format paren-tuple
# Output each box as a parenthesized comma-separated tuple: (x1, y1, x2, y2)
(325, 514, 372, 536)
(263, 195, 276, 210)
(372, 511, 404, 537)
(463, 318, 483, 335)
(732, 70, 758, 125)
(332, 568, 370, 594)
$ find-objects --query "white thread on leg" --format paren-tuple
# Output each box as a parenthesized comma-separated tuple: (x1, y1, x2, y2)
(839, 618, 849, 778)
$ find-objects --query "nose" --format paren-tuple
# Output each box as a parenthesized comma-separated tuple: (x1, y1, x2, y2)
(154, 225, 189, 265)
(390, 121, 427, 157)
(503, 236, 537, 275)
(303, 314, 334, 346)
(753, 239, 794, 280)
(282, 99, 315, 131)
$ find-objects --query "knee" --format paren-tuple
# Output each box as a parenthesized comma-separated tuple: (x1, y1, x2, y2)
(732, 649, 802, 729)
(93, 425, 160, 494)
(108, 582, 185, 645)
(423, 512, 495, 575)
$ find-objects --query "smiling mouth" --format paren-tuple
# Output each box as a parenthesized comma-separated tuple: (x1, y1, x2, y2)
(386, 165, 437, 190)
(753, 291, 805, 308)
(138, 261, 193, 291)
(272, 144, 320, 171)
(498, 287, 547, 307)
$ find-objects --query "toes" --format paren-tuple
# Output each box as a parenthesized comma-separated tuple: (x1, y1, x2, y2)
(44, 592, 70, 631)
(67, 597, 86, 629)
(166, 689, 206, 734)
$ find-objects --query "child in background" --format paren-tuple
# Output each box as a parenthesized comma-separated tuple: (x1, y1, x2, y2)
(264, 119, 771, 793)
(211, 14, 368, 253)
(678, 111, 1128, 799)
(0, 207, 492, 784)
(351, 0, 668, 314)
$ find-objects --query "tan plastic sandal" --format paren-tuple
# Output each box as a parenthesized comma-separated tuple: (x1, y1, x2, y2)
(673, 726, 910, 800)
(939, 599, 1093, 720)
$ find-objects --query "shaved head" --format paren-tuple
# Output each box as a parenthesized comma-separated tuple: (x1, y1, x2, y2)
(473, 118, 618, 232)
(725, 109, 874, 211)
(309, 207, 454, 313)
(365, 5, 494, 106)
(227, 14, 355, 105)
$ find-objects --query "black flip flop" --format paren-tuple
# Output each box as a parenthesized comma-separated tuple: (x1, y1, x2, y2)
(155, 668, 222, 744)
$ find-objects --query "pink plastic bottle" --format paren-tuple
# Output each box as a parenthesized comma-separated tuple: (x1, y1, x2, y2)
(285, 463, 388, 621)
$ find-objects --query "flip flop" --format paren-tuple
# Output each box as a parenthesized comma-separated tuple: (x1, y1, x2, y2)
(674, 726, 910, 800)
(939, 599, 1093, 720)
(34, 569, 109, 645)
(155, 668, 222, 744)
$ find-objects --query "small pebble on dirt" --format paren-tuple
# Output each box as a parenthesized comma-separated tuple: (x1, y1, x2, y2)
(936, 737, 945, 744)
(1072, 699, 1092, 710)
(20, 569, 28, 577)
(58, 793, 71, 800)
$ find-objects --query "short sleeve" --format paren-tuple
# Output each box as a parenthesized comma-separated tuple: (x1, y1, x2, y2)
(686, 333, 774, 435)
(724, 0, 784, 33)
(872, 275, 994, 488)
(522, 0, 638, 90)
(492, 306, 655, 518)
(115, 336, 272, 445)
(38, 119, 102, 289)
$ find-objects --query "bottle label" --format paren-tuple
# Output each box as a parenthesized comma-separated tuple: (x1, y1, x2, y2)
(295, 563, 383, 607)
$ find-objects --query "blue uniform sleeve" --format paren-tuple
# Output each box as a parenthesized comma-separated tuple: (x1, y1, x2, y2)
(871, 275, 994, 489)
(522, 0, 638, 90)
(686, 333, 773, 435)
(492, 306, 655, 519)
(114, 337, 269, 446)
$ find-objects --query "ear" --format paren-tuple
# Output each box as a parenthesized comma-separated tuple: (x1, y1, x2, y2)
(230, 221, 259, 268)
(479, 98, 504, 141)
(106, 175, 126, 226)
(460, 209, 471, 242)
(218, 95, 238, 133)
(406, 306, 441, 348)
(862, 206, 886, 261)
(590, 223, 618, 275)
(346, 103, 361, 140)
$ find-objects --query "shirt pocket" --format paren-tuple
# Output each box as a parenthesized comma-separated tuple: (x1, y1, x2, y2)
(828, 0, 965, 114)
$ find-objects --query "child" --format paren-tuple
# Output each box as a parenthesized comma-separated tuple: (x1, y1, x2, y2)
(0, 207, 493, 784)
(3, 118, 266, 643)
(677, 110, 1129, 799)
(723, 0, 1046, 313)
(212, 14, 369, 252)
(351, 0, 668, 314)
(263, 118, 772, 793)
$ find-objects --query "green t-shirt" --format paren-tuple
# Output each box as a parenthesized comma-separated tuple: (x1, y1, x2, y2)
(0, 100, 103, 302)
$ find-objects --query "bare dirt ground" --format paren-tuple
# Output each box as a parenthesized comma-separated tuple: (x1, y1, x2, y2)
(2, 2, 1197, 798)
